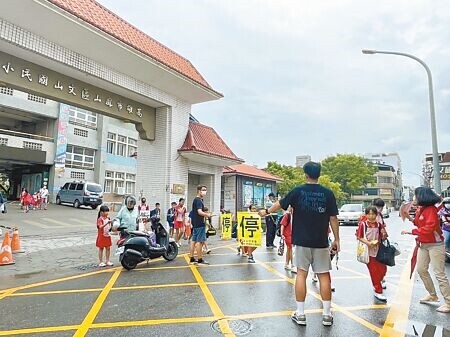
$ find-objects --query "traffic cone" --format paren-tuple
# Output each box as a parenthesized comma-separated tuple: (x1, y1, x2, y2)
(0, 232, 15, 266)
(11, 228, 24, 253)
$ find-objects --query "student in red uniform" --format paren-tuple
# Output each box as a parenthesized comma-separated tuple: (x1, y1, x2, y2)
(96, 205, 113, 267)
(281, 206, 293, 270)
(174, 198, 187, 247)
(357, 206, 388, 302)
(402, 187, 450, 313)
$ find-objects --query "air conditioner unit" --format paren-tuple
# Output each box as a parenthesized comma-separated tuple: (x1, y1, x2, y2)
(115, 187, 125, 195)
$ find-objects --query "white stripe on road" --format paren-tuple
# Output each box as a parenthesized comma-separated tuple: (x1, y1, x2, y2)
(41, 217, 70, 227)
(22, 219, 51, 229)
(68, 218, 93, 226)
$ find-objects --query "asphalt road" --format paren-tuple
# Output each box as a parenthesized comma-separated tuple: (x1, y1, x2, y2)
(0, 209, 449, 337)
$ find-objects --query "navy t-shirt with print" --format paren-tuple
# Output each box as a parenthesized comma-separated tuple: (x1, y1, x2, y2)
(191, 197, 205, 228)
(279, 184, 339, 248)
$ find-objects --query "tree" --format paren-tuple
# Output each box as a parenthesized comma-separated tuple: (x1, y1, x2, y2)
(265, 161, 344, 202)
(321, 154, 376, 198)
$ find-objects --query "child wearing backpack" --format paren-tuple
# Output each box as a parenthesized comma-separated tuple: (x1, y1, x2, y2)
(96, 205, 113, 267)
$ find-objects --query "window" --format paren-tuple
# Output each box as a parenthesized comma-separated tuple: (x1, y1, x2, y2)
(65, 144, 95, 170)
(74, 128, 88, 137)
(115, 172, 125, 190)
(104, 171, 114, 193)
(378, 177, 393, 184)
(128, 138, 137, 157)
(117, 135, 126, 157)
(126, 173, 136, 195)
(70, 171, 85, 180)
(68, 106, 97, 129)
(106, 133, 115, 154)
(69, 183, 77, 190)
(76, 184, 83, 190)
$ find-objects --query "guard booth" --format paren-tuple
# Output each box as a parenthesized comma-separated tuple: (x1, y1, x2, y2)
(0, 0, 242, 216)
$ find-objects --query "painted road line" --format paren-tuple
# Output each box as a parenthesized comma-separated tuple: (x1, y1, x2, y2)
(207, 279, 286, 285)
(379, 248, 415, 337)
(73, 269, 122, 337)
(112, 282, 199, 291)
(91, 316, 216, 329)
(183, 255, 236, 337)
(337, 264, 369, 277)
(0, 325, 78, 336)
(0, 268, 118, 295)
(21, 219, 51, 229)
(40, 217, 71, 227)
(256, 259, 383, 334)
(9, 288, 103, 297)
(68, 218, 93, 226)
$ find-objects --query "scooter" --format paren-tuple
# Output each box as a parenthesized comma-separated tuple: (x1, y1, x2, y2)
(115, 215, 178, 270)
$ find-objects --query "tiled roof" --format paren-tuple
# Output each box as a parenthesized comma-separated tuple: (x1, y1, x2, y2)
(443, 152, 450, 163)
(179, 122, 243, 162)
(223, 164, 283, 182)
(47, 0, 213, 91)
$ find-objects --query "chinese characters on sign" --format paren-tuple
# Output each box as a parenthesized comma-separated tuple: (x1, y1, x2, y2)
(220, 213, 232, 240)
(0, 60, 144, 118)
(237, 212, 262, 248)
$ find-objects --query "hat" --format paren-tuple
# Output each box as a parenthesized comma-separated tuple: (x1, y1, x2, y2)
(268, 192, 275, 197)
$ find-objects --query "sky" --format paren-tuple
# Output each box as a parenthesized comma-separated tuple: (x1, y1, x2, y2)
(98, 0, 450, 187)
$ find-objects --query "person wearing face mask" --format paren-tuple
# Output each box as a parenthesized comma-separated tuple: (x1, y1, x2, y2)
(117, 196, 138, 231)
(189, 185, 212, 265)
(138, 197, 150, 213)
(438, 197, 450, 262)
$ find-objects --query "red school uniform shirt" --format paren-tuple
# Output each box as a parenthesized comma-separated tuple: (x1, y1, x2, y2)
(96, 216, 112, 248)
(280, 212, 292, 240)
(175, 205, 187, 223)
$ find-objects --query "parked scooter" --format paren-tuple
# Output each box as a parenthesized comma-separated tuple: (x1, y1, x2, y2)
(115, 215, 178, 270)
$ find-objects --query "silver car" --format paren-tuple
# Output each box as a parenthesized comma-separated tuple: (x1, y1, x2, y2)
(56, 181, 103, 209)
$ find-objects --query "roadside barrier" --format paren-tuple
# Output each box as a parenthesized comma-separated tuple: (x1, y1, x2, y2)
(0, 231, 14, 266)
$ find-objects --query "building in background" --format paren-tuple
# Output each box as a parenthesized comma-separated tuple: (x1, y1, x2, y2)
(295, 155, 311, 168)
(424, 151, 450, 197)
(222, 164, 282, 216)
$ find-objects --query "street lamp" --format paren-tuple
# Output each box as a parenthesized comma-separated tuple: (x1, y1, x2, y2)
(362, 49, 441, 194)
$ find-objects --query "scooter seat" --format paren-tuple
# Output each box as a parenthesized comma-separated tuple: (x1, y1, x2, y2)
(129, 230, 150, 237)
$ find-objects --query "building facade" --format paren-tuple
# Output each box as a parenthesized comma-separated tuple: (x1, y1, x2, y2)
(424, 151, 450, 196)
(0, 0, 243, 225)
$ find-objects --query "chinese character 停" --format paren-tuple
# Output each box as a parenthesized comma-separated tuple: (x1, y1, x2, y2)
(240, 215, 259, 238)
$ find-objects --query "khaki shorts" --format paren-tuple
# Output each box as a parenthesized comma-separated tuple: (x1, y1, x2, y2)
(293, 245, 331, 273)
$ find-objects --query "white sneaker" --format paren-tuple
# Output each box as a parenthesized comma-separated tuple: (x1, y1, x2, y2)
(291, 267, 297, 274)
(98, 262, 106, 267)
(312, 274, 318, 282)
(284, 264, 291, 271)
(374, 292, 387, 302)
(381, 280, 387, 289)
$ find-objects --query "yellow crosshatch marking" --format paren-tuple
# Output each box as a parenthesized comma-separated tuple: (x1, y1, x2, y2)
(0, 244, 415, 337)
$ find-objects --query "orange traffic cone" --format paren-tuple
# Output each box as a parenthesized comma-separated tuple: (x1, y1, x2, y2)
(0, 232, 15, 266)
(11, 228, 24, 253)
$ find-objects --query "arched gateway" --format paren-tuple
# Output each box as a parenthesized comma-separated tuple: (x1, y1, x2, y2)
(0, 0, 242, 216)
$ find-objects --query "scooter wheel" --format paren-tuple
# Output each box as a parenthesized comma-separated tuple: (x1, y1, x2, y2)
(163, 242, 178, 261)
(120, 254, 138, 270)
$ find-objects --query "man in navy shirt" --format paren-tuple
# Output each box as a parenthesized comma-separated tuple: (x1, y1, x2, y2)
(259, 161, 340, 327)
(189, 185, 212, 265)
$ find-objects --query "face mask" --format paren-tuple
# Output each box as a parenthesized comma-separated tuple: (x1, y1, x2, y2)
(201, 191, 207, 197)
(444, 203, 450, 210)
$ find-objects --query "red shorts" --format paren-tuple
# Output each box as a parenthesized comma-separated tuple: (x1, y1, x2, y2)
(174, 221, 184, 229)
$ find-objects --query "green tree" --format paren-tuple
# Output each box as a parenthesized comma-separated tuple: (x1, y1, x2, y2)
(265, 162, 344, 202)
(321, 154, 376, 198)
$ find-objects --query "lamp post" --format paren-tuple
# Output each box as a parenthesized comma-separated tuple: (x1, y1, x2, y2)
(362, 49, 441, 194)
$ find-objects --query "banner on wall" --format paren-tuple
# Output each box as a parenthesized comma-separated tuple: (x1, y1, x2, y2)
(220, 213, 233, 240)
(237, 212, 262, 247)
(54, 103, 70, 176)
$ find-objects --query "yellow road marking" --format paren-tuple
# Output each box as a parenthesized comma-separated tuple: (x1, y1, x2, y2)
(9, 288, 103, 297)
(379, 248, 415, 337)
(73, 269, 121, 337)
(0, 268, 118, 294)
(0, 325, 79, 336)
(183, 255, 235, 337)
(0, 304, 390, 335)
(112, 282, 199, 291)
(257, 260, 383, 334)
